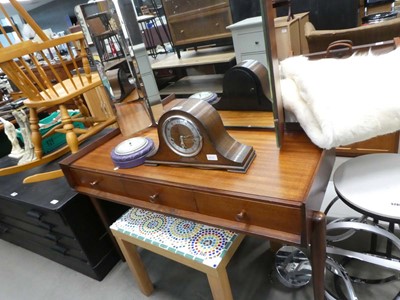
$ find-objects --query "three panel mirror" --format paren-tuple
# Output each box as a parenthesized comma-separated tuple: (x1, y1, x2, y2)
(75, 0, 283, 146)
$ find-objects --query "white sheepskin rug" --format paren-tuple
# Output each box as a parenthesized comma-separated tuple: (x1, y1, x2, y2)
(280, 48, 400, 149)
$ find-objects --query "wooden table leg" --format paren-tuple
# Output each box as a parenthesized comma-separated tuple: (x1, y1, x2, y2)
(310, 211, 326, 300)
(89, 196, 125, 261)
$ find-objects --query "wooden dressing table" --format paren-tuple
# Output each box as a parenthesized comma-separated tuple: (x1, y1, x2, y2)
(60, 123, 334, 300)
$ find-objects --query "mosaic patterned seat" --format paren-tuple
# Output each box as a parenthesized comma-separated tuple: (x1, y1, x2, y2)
(110, 207, 244, 300)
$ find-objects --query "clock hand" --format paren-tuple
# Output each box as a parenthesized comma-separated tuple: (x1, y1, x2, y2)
(180, 135, 186, 149)
(179, 135, 196, 149)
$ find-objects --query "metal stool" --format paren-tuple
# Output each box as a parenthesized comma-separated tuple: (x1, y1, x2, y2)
(274, 245, 357, 300)
(325, 153, 400, 299)
(275, 154, 400, 299)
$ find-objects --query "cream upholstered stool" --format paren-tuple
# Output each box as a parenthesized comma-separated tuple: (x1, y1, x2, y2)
(110, 207, 244, 300)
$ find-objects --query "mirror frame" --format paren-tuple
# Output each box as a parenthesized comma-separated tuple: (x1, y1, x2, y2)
(261, 0, 284, 148)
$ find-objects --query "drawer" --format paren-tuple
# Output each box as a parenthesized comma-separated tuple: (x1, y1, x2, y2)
(0, 222, 88, 262)
(195, 192, 303, 236)
(0, 213, 81, 249)
(0, 199, 74, 238)
(71, 169, 197, 211)
(170, 8, 232, 45)
(234, 30, 266, 54)
(0, 219, 113, 266)
(120, 177, 197, 211)
(163, 0, 228, 16)
(0, 213, 113, 265)
(70, 169, 126, 197)
(0, 222, 118, 280)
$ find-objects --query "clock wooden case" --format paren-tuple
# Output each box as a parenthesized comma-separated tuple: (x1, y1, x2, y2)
(145, 99, 256, 173)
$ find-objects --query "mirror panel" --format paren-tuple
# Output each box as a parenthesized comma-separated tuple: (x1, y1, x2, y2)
(75, 0, 281, 144)
(75, 0, 163, 135)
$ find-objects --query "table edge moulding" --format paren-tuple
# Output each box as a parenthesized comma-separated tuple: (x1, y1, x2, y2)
(60, 126, 335, 300)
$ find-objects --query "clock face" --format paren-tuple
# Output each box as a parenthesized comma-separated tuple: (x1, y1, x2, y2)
(114, 137, 148, 155)
(162, 116, 203, 157)
(189, 91, 218, 104)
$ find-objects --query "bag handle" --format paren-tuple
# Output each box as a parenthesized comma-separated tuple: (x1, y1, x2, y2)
(325, 40, 353, 58)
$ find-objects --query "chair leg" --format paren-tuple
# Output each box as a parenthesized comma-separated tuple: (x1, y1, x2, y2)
(115, 237, 154, 296)
(59, 105, 79, 153)
(27, 108, 42, 160)
(74, 96, 93, 127)
(206, 268, 234, 300)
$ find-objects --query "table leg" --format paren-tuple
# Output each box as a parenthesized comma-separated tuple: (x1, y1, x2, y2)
(310, 211, 326, 300)
(89, 196, 125, 261)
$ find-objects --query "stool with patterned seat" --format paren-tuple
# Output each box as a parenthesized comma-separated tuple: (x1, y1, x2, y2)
(110, 207, 244, 300)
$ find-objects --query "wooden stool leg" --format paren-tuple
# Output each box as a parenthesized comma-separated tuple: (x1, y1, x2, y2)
(206, 268, 234, 300)
(115, 237, 154, 296)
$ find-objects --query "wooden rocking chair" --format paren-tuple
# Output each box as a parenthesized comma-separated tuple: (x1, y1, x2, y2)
(0, 0, 116, 183)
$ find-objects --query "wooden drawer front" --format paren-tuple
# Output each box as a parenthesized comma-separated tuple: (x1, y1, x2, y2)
(170, 8, 232, 45)
(235, 31, 266, 55)
(71, 169, 197, 211)
(163, 0, 228, 16)
(120, 178, 197, 212)
(70, 169, 125, 196)
(195, 192, 303, 235)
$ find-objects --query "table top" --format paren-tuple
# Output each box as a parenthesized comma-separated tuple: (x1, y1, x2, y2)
(61, 126, 334, 243)
(333, 153, 400, 221)
(150, 46, 235, 70)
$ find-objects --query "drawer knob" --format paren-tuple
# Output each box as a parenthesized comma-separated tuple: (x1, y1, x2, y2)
(45, 233, 60, 242)
(26, 209, 42, 220)
(255, 41, 259, 45)
(149, 194, 159, 203)
(39, 221, 54, 231)
(180, 29, 184, 34)
(215, 22, 219, 26)
(51, 244, 68, 255)
(89, 180, 99, 186)
(235, 210, 247, 222)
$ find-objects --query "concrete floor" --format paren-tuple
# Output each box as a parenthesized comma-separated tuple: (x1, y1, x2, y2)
(0, 230, 399, 300)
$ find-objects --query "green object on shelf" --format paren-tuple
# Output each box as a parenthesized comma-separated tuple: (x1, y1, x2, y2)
(16, 110, 85, 154)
